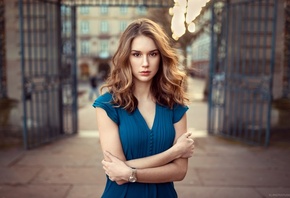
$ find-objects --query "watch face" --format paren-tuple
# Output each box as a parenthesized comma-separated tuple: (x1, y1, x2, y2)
(129, 176, 137, 183)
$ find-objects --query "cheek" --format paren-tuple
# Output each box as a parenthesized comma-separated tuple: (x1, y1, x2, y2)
(130, 60, 139, 74)
(152, 59, 160, 71)
(129, 58, 140, 68)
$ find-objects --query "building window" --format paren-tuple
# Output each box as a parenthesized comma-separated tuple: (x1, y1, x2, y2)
(63, 41, 72, 55)
(100, 21, 109, 33)
(136, 6, 147, 15)
(100, 5, 108, 14)
(100, 40, 109, 59)
(120, 6, 128, 14)
(120, 21, 127, 32)
(80, 21, 89, 34)
(81, 40, 90, 55)
(61, 6, 71, 15)
(62, 21, 71, 34)
(80, 6, 89, 14)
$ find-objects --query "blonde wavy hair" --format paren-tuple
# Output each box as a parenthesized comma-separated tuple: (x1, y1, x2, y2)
(101, 18, 189, 113)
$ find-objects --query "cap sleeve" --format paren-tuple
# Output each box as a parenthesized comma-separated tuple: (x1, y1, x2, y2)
(173, 104, 189, 123)
(92, 92, 119, 124)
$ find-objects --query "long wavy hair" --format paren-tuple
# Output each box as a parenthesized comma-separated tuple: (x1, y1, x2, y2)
(101, 18, 189, 113)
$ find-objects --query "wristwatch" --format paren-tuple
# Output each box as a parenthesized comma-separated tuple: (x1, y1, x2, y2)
(128, 168, 137, 183)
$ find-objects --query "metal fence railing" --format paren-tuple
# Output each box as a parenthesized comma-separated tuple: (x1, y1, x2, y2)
(19, 0, 78, 149)
(208, 0, 278, 146)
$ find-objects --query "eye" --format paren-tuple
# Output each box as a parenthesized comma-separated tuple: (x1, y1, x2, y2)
(132, 52, 141, 57)
(150, 52, 159, 57)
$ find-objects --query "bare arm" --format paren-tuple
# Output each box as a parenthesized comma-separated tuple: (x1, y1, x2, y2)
(96, 108, 126, 162)
(98, 107, 194, 184)
(97, 108, 193, 169)
(126, 132, 193, 168)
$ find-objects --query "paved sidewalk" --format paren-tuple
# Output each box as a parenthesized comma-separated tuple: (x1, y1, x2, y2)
(1, 125, 290, 198)
(0, 78, 290, 198)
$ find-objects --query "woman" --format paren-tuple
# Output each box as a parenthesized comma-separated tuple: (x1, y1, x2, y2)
(93, 18, 194, 198)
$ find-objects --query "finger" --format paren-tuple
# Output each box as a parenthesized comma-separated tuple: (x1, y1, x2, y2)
(186, 138, 193, 145)
(180, 132, 191, 139)
(102, 159, 109, 166)
(181, 132, 189, 138)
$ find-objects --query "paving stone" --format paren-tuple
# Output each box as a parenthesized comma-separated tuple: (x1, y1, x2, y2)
(0, 148, 24, 166)
(66, 184, 105, 198)
(175, 186, 263, 198)
(0, 184, 70, 198)
(197, 168, 290, 187)
(256, 187, 290, 197)
(0, 167, 41, 184)
(31, 167, 106, 185)
(25, 137, 100, 155)
(16, 153, 101, 167)
(175, 168, 202, 186)
(187, 155, 233, 169)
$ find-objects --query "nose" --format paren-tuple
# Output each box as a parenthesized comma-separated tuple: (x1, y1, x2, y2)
(142, 55, 149, 67)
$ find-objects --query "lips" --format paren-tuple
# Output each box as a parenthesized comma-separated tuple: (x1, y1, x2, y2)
(139, 71, 151, 76)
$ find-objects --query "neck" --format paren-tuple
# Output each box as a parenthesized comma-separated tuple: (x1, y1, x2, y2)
(133, 81, 152, 101)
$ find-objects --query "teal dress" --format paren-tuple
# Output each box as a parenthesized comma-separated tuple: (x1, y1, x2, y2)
(93, 92, 188, 198)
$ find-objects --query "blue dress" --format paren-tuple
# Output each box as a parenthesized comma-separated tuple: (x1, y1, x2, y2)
(93, 92, 189, 198)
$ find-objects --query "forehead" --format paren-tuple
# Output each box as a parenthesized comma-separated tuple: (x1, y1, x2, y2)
(131, 35, 158, 51)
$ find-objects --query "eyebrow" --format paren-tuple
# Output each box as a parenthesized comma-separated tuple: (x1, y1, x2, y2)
(131, 49, 159, 53)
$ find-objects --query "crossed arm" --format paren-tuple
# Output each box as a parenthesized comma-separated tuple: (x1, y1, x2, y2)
(96, 107, 195, 184)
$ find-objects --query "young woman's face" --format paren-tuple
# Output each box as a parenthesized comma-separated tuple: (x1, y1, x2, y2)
(129, 35, 160, 84)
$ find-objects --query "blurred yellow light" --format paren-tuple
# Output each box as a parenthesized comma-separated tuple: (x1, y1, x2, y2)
(171, 0, 211, 39)
(188, 22, 195, 32)
(169, 8, 173, 15)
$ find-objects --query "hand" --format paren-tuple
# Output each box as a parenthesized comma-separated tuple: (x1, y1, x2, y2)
(174, 132, 195, 158)
(102, 151, 131, 185)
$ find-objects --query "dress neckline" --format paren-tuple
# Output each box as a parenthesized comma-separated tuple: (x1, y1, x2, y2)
(136, 104, 157, 131)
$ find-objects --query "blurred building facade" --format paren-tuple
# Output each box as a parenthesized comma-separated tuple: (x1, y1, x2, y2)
(75, 5, 147, 81)
(190, 6, 211, 78)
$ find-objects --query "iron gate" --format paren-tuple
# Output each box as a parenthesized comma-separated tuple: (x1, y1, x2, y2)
(284, 0, 290, 98)
(0, 0, 6, 98)
(208, 0, 278, 146)
(18, 0, 77, 149)
(18, 0, 174, 149)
